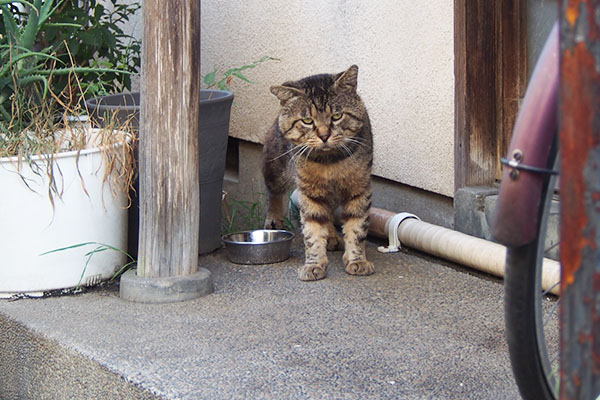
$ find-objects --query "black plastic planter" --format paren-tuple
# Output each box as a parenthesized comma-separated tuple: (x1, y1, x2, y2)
(197, 89, 234, 253)
(86, 92, 140, 132)
(86, 89, 234, 256)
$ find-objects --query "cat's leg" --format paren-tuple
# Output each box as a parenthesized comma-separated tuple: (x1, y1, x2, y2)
(298, 193, 331, 280)
(264, 192, 287, 230)
(326, 222, 344, 251)
(262, 138, 291, 230)
(341, 189, 374, 276)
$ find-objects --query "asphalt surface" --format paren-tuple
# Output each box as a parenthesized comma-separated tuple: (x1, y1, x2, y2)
(0, 237, 521, 399)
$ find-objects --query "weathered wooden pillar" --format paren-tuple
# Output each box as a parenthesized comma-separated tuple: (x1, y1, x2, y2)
(120, 0, 213, 303)
(454, 0, 498, 191)
(454, 0, 527, 191)
(559, 0, 600, 397)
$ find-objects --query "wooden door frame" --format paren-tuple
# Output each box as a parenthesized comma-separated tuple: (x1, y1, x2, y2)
(454, 0, 527, 192)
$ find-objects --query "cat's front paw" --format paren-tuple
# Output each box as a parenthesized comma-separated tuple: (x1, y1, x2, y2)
(264, 218, 285, 230)
(345, 260, 374, 276)
(298, 263, 327, 281)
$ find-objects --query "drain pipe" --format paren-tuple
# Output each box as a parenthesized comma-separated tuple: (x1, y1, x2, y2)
(290, 190, 559, 295)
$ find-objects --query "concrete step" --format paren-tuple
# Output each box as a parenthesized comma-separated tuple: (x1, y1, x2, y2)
(0, 240, 521, 399)
(1, 311, 161, 400)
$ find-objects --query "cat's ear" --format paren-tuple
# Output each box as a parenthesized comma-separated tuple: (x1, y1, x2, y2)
(270, 85, 304, 105)
(334, 65, 359, 93)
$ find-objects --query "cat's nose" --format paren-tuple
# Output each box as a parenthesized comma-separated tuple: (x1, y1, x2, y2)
(317, 126, 330, 142)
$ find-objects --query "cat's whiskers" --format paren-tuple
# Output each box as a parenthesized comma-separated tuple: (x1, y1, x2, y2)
(344, 138, 368, 153)
(344, 137, 367, 147)
(269, 143, 304, 162)
(338, 143, 354, 157)
(291, 144, 308, 160)
(291, 144, 311, 167)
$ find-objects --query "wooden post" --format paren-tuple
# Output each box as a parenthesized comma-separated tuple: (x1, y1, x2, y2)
(497, 0, 527, 180)
(137, 0, 202, 279)
(121, 0, 212, 303)
(454, 0, 527, 191)
(454, 0, 499, 191)
(137, 0, 201, 278)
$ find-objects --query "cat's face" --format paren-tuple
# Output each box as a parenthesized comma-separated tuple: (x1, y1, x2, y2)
(271, 65, 366, 154)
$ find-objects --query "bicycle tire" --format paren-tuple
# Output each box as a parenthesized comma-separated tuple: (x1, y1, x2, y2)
(504, 147, 560, 400)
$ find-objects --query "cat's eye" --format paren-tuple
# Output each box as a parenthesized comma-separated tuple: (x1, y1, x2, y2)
(301, 117, 314, 125)
(331, 112, 343, 121)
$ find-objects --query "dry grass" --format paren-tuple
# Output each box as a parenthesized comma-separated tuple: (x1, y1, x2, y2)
(0, 71, 137, 208)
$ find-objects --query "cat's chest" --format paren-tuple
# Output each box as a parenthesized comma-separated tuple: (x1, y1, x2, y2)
(297, 157, 365, 188)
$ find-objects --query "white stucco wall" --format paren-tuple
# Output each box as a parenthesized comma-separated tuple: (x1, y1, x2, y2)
(202, 1, 455, 197)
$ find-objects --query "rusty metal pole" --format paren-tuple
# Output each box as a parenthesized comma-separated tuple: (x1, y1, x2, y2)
(559, 0, 600, 398)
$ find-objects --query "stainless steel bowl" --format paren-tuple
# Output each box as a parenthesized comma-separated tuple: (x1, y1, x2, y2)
(222, 229, 295, 265)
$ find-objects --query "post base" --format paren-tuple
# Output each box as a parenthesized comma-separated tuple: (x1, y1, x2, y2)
(120, 268, 213, 303)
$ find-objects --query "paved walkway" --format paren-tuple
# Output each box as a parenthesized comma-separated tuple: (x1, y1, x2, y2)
(0, 238, 520, 399)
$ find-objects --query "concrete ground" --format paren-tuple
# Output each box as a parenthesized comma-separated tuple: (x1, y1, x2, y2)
(0, 236, 521, 399)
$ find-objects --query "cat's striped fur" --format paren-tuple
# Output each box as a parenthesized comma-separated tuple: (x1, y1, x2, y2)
(262, 65, 374, 281)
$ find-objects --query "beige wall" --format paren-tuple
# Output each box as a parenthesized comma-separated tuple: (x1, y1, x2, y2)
(201, 1, 455, 197)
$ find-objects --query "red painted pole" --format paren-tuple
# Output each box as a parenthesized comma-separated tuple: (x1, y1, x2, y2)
(559, 0, 600, 398)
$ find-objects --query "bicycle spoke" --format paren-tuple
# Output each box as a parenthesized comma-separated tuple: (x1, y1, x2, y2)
(544, 240, 560, 255)
(544, 299, 560, 328)
(543, 280, 560, 297)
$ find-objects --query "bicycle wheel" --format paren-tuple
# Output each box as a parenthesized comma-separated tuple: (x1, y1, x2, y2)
(504, 147, 560, 400)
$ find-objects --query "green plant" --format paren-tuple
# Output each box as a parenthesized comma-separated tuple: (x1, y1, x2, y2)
(41, 241, 136, 287)
(203, 55, 278, 91)
(222, 196, 266, 234)
(38, 0, 141, 98)
(0, 0, 140, 129)
(221, 190, 298, 235)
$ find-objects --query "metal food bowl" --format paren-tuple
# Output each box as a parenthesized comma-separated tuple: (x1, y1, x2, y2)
(222, 229, 295, 265)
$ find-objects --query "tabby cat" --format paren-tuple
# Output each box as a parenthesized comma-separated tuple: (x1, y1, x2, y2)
(262, 65, 374, 281)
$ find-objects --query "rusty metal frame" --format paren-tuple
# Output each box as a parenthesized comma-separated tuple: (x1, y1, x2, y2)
(559, 0, 600, 398)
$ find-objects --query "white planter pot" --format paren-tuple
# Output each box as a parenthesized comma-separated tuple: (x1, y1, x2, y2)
(0, 131, 128, 297)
